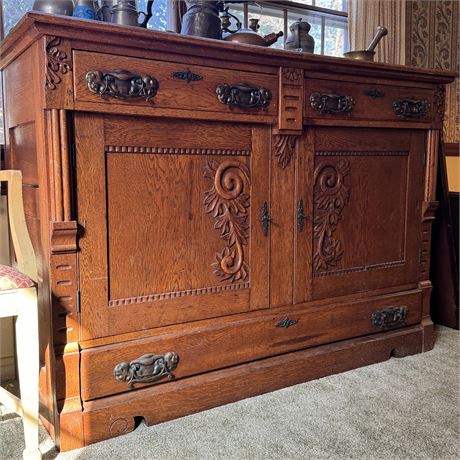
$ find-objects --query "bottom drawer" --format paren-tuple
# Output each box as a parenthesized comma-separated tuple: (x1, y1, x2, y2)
(80, 289, 421, 400)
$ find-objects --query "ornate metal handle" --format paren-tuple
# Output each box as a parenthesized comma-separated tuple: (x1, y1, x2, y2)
(393, 98, 430, 118)
(261, 201, 270, 237)
(86, 69, 159, 102)
(276, 317, 298, 328)
(216, 83, 272, 109)
(371, 306, 407, 329)
(297, 199, 308, 233)
(310, 92, 355, 114)
(113, 352, 179, 388)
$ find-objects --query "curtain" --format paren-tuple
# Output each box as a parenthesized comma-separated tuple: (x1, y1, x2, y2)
(348, 0, 406, 65)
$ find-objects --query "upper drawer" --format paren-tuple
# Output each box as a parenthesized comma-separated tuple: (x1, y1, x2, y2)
(73, 51, 278, 117)
(305, 78, 435, 123)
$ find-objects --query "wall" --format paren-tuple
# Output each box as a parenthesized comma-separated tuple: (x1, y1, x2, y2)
(406, 0, 459, 144)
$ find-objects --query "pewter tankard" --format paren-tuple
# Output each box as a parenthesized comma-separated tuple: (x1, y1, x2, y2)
(110, 0, 154, 27)
(32, 0, 74, 15)
(181, 0, 224, 39)
(97, 0, 115, 22)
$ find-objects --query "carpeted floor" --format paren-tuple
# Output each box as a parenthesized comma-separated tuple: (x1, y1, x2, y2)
(1, 327, 459, 460)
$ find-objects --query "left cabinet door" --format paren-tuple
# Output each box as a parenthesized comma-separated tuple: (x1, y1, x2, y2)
(76, 114, 270, 340)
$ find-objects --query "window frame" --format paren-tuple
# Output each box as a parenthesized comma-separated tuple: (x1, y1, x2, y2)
(226, 0, 349, 55)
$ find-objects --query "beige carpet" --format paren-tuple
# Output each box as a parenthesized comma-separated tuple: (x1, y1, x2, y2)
(1, 327, 459, 460)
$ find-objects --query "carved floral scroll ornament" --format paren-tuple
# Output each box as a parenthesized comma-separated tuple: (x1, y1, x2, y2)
(45, 37, 72, 90)
(313, 160, 351, 273)
(274, 134, 299, 169)
(204, 160, 250, 283)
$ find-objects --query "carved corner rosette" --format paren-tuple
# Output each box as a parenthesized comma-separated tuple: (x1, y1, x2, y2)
(273, 134, 299, 169)
(281, 68, 303, 85)
(313, 159, 351, 273)
(203, 159, 250, 283)
(86, 70, 159, 102)
(114, 352, 179, 389)
(45, 36, 72, 90)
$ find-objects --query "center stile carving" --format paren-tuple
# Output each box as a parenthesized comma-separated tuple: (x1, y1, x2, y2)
(274, 134, 299, 168)
(313, 160, 351, 273)
(203, 160, 250, 283)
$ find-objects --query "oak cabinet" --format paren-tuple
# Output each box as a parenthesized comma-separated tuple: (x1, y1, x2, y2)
(0, 13, 455, 452)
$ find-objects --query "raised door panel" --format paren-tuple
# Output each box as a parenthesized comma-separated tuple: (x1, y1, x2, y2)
(295, 128, 424, 302)
(76, 114, 270, 340)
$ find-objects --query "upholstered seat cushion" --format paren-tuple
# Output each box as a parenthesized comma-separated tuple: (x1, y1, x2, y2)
(0, 265, 35, 291)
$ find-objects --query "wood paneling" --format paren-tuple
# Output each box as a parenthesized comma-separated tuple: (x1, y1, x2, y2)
(298, 128, 424, 299)
(78, 115, 270, 339)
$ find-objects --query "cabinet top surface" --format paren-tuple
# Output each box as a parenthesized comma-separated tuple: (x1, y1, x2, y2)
(0, 12, 456, 85)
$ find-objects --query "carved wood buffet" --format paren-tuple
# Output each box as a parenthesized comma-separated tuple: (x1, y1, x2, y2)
(0, 13, 455, 451)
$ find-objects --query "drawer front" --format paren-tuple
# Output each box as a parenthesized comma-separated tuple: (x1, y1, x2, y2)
(305, 79, 434, 122)
(81, 290, 421, 401)
(73, 51, 278, 116)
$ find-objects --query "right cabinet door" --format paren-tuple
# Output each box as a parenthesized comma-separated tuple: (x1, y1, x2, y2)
(295, 127, 425, 302)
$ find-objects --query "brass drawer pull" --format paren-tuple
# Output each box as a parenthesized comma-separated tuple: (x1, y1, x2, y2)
(393, 98, 430, 118)
(276, 317, 299, 328)
(113, 352, 179, 388)
(371, 306, 407, 329)
(310, 92, 355, 114)
(86, 69, 159, 102)
(216, 83, 272, 109)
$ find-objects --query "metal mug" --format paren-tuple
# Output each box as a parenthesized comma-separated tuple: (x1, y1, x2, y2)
(97, 0, 115, 22)
(110, 0, 154, 27)
(73, 0, 98, 19)
(32, 0, 74, 16)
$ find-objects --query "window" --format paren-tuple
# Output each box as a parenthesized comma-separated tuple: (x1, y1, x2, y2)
(226, 1, 348, 55)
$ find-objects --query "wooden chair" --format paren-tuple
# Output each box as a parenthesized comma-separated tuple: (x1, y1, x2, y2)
(0, 170, 41, 460)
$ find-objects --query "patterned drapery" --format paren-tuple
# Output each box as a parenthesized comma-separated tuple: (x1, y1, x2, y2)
(348, 0, 406, 65)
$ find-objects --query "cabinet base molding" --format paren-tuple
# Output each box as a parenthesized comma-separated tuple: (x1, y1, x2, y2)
(64, 325, 423, 451)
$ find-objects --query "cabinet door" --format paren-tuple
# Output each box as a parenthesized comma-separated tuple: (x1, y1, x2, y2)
(295, 128, 424, 302)
(76, 114, 270, 340)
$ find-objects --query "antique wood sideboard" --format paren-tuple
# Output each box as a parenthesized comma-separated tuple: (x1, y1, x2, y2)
(0, 13, 455, 451)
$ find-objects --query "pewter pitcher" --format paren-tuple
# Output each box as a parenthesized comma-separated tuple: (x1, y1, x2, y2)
(110, 0, 154, 27)
(181, 0, 224, 39)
